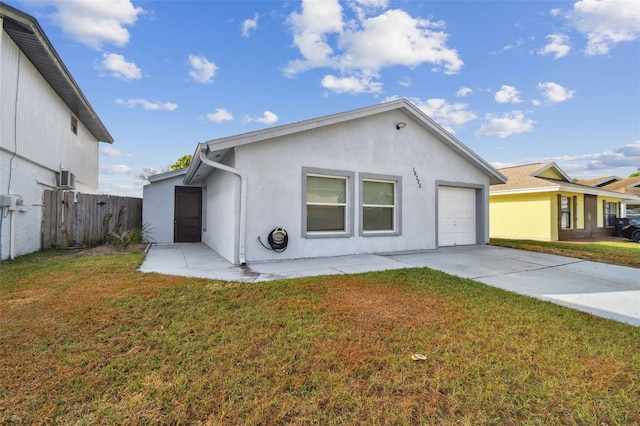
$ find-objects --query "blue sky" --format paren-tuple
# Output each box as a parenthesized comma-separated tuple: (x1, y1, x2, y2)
(8, 0, 640, 197)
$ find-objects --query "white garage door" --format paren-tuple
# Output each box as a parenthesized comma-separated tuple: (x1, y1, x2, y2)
(438, 186, 476, 247)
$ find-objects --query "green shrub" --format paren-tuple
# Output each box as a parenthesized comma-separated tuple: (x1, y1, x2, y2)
(109, 223, 154, 249)
(108, 230, 136, 249)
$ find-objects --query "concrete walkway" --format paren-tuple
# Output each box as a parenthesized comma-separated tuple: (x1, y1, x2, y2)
(139, 243, 640, 327)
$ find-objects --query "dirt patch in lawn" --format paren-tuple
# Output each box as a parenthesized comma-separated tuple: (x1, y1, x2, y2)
(324, 277, 451, 326)
(61, 243, 148, 257)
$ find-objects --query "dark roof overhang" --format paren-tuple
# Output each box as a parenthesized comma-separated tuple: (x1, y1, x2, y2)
(1, 2, 113, 143)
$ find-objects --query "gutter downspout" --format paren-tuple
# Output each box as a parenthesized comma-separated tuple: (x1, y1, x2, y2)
(0, 211, 3, 261)
(10, 211, 15, 260)
(198, 148, 247, 266)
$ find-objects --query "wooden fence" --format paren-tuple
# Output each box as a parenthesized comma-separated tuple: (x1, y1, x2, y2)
(42, 190, 142, 249)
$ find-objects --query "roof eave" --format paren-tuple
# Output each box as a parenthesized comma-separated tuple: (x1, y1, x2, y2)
(147, 168, 187, 184)
(1, 2, 114, 143)
(183, 143, 207, 184)
(397, 102, 507, 185)
(531, 162, 572, 182)
(203, 99, 507, 185)
(491, 184, 640, 200)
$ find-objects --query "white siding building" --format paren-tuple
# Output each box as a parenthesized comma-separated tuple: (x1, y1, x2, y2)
(1, 3, 113, 260)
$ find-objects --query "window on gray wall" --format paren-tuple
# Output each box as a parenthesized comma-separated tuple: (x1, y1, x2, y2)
(360, 174, 401, 236)
(303, 168, 354, 238)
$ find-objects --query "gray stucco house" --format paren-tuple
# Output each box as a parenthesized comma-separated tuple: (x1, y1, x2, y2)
(143, 99, 506, 265)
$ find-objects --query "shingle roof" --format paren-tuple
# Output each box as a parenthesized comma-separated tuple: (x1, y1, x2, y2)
(1, 2, 113, 143)
(490, 162, 639, 201)
(490, 163, 570, 191)
(601, 176, 640, 196)
(578, 176, 621, 187)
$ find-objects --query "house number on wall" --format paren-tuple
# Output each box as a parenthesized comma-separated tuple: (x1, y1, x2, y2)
(412, 167, 422, 189)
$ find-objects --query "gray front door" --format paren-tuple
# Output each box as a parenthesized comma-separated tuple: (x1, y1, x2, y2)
(584, 194, 597, 236)
(174, 186, 202, 243)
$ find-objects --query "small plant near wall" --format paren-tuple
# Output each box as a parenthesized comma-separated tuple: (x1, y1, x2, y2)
(109, 230, 137, 249)
(109, 223, 154, 250)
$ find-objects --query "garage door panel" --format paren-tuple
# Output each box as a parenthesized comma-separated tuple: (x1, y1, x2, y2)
(438, 187, 476, 247)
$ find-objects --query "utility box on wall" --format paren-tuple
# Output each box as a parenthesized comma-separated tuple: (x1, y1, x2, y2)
(0, 195, 12, 208)
(0, 194, 24, 210)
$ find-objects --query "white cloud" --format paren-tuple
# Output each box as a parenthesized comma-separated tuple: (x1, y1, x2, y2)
(101, 146, 130, 157)
(413, 98, 476, 133)
(100, 164, 132, 174)
(550, 8, 562, 17)
(350, 0, 389, 20)
(533, 141, 640, 171)
(489, 38, 525, 55)
(338, 9, 463, 74)
(188, 55, 218, 84)
(247, 111, 279, 125)
(386, 96, 476, 133)
(456, 87, 473, 98)
(116, 98, 178, 111)
(495, 85, 522, 104)
(45, 0, 144, 50)
(355, 0, 390, 6)
(491, 161, 518, 169)
(207, 108, 234, 123)
(285, 0, 462, 94)
(475, 111, 534, 138)
(284, 0, 343, 75)
(568, 0, 640, 55)
(99, 53, 142, 81)
(241, 13, 259, 37)
(537, 82, 575, 103)
(321, 74, 383, 94)
(538, 33, 572, 59)
(398, 76, 412, 87)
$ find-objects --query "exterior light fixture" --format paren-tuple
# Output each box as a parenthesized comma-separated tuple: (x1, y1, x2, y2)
(396, 122, 406, 129)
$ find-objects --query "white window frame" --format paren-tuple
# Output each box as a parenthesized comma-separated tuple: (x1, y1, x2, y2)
(604, 201, 618, 227)
(359, 173, 402, 237)
(302, 167, 354, 238)
(560, 195, 572, 229)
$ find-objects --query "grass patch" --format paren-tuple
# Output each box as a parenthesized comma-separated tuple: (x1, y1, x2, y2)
(491, 238, 640, 268)
(1, 250, 639, 424)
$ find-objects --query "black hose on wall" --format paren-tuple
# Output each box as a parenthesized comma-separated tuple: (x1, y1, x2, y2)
(258, 227, 288, 253)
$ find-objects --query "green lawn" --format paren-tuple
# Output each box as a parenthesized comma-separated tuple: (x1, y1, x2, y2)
(490, 238, 640, 268)
(1, 249, 639, 424)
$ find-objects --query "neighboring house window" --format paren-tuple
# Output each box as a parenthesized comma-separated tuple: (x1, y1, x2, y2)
(303, 168, 354, 238)
(360, 174, 401, 236)
(628, 206, 640, 224)
(560, 196, 571, 229)
(71, 116, 78, 135)
(604, 201, 618, 227)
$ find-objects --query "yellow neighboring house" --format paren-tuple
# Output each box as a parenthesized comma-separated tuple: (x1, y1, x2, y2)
(490, 162, 640, 241)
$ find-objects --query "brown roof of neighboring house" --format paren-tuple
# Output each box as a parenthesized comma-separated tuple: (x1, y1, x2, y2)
(600, 176, 640, 196)
(491, 162, 639, 201)
(578, 176, 621, 187)
(491, 162, 572, 191)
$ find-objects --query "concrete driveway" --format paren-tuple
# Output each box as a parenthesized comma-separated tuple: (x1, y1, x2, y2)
(140, 244, 640, 327)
